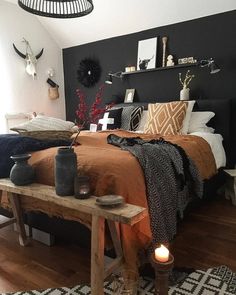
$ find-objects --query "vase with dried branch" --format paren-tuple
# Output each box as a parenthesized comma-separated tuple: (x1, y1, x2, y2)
(179, 70, 195, 101)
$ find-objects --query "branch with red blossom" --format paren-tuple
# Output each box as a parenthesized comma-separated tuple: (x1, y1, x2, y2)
(75, 85, 114, 128)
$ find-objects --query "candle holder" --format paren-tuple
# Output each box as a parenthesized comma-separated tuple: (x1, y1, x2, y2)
(150, 252, 174, 295)
(74, 175, 91, 199)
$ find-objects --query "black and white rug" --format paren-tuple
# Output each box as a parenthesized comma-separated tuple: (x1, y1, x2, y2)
(2, 266, 236, 295)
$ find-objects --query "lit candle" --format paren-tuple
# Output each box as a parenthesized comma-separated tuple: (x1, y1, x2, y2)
(155, 244, 169, 262)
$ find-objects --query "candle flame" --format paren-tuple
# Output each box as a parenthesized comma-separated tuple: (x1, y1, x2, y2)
(155, 244, 169, 262)
(159, 244, 168, 251)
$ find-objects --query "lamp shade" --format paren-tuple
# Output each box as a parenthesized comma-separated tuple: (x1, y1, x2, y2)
(18, 0, 94, 18)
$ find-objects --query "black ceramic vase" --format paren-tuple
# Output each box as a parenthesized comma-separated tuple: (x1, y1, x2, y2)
(10, 154, 35, 185)
(55, 147, 77, 196)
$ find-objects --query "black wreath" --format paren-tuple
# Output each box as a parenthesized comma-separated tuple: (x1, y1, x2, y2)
(77, 58, 101, 88)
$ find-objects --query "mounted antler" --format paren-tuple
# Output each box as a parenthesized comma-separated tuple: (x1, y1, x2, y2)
(35, 49, 44, 60)
(12, 44, 26, 59)
(13, 38, 44, 78)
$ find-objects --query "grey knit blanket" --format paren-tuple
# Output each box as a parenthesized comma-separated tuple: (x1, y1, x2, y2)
(107, 135, 203, 246)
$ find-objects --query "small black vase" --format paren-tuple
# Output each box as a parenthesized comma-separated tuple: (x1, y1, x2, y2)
(55, 147, 77, 196)
(10, 154, 35, 185)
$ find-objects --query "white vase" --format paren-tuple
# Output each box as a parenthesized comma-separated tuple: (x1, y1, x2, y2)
(180, 88, 190, 101)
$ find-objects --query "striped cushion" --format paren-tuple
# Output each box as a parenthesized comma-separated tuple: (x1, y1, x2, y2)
(144, 101, 188, 135)
(10, 115, 75, 132)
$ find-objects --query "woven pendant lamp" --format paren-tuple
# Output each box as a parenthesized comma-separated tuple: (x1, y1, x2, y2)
(18, 0, 94, 18)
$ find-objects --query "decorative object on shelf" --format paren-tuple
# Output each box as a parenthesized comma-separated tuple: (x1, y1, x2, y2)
(166, 54, 175, 67)
(125, 66, 136, 72)
(18, 0, 94, 19)
(74, 175, 91, 199)
(150, 245, 174, 295)
(130, 66, 136, 72)
(13, 38, 44, 79)
(96, 195, 125, 207)
(137, 37, 157, 70)
(199, 58, 221, 74)
(125, 66, 131, 72)
(179, 70, 195, 101)
(77, 58, 101, 88)
(55, 147, 77, 196)
(10, 154, 35, 186)
(162, 36, 168, 67)
(105, 71, 123, 84)
(178, 57, 197, 65)
(124, 88, 135, 103)
(75, 85, 114, 128)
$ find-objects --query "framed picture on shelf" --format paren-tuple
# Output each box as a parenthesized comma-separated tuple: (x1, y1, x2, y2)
(124, 89, 135, 103)
(137, 37, 157, 70)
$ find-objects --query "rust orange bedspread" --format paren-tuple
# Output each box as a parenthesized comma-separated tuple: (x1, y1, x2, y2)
(1, 130, 217, 269)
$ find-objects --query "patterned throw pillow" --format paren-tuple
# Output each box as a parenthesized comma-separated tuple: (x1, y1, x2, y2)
(130, 106, 144, 131)
(99, 108, 123, 130)
(121, 106, 144, 131)
(144, 101, 188, 135)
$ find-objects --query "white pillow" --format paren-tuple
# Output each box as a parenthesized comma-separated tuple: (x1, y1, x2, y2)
(181, 100, 195, 134)
(11, 115, 76, 131)
(136, 110, 148, 132)
(188, 111, 215, 133)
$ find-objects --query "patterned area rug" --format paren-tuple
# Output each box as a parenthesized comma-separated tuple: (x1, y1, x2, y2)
(1, 266, 236, 295)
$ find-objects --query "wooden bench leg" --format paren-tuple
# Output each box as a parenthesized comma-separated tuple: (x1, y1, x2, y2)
(104, 221, 124, 278)
(8, 192, 28, 246)
(107, 220, 123, 257)
(225, 178, 236, 206)
(0, 190, 17, 229)
(91, 215, 105, 295)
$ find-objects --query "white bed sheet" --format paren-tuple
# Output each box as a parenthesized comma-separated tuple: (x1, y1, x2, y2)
(189, 132, 226, 169)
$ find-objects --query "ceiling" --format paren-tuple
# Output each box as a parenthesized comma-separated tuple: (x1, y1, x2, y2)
(5, 0, 236, 49)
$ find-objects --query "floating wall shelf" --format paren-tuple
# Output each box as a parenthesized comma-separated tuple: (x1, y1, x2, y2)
(122, 63, 198, 76)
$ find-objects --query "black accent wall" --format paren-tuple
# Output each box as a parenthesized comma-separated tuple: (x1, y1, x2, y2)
(63, 10, 236, 166)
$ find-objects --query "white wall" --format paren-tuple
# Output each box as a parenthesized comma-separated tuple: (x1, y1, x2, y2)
(4, 0, 236, 49)
(37, 0, 236, 48)
(0, 0, 66, 133)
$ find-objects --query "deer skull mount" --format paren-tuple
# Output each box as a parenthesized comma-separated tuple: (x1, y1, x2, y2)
(13, 38, 44, 79)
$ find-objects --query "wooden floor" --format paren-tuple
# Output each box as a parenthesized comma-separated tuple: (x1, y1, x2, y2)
(0, 195, 236, 293)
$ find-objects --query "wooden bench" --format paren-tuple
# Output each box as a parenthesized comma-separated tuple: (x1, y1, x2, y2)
(0, 178, 147, 295)
(224, 169, 236, 206)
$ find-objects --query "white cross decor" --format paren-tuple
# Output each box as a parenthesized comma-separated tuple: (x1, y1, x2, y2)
(99, 112, 114, 130)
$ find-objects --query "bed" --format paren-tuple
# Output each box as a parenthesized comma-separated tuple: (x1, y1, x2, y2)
(0, 99, 232, 270)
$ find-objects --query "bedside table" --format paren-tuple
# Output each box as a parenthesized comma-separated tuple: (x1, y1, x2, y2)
(224, 169, 236, 206)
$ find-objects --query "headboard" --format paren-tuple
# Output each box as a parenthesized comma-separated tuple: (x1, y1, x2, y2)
(114, 99, 232, 167)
